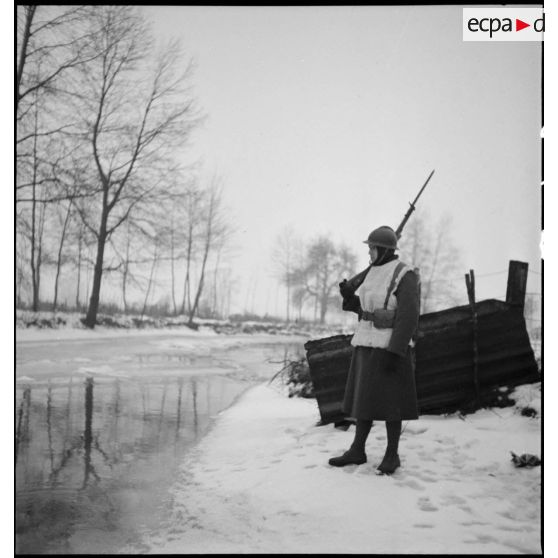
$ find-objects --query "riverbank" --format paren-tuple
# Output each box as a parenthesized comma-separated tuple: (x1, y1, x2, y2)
(16, 309, 345, 342)
(127, 381, 542, 555)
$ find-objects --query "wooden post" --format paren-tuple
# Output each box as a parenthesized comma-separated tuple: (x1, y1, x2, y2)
(506, 260, 529, 309)
(465, 270, 481, 408)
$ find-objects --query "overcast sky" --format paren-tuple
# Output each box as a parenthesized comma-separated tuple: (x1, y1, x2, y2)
(140, 5, 542, 316)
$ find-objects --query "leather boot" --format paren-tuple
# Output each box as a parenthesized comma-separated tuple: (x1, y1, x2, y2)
(376, 420, 402, 475)
(328, 447, 367, 467)
(376, 452, 401, 475)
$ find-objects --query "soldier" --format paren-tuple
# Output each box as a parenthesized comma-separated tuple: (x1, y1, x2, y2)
(329, 226, 420, 475)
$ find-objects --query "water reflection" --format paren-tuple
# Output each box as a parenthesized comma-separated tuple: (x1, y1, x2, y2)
(15, 385, 31, 464)
(15, 373, 249, 554)
(15, 341, 305, 554)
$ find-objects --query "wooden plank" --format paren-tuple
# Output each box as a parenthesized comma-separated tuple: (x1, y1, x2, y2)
(506, 260, 529, 308)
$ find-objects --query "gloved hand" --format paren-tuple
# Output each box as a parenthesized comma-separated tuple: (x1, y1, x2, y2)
(339, 279, 355, 299)
(383, 350, 401, 374)
(342, 293, 361, 316)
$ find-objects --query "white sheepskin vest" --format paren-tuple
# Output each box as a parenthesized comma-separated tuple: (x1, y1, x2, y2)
(350, 259, 413, 349)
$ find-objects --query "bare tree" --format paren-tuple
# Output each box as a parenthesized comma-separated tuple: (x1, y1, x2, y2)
(140, 238, 160, 320)
(74, 221, 87, 309)
(291, 286, 308, 322)
(52, 199, 73, 311)
(209, 247, 222, 318)
(120, 222, 133, 313)
(65, 6, 201, 327)
(110, 220, 144, 314)
(23, 96, 49, 311)
(16, 231, 31, 308)
(179, 184, 204, 316)
(271, 226, 299, 323)
(16, 5, 98, 113)
(17, 6, 102, 207)
(290, 236, 357, 324)
(17, 6, 105, 309)
(169, 213, 179, 315)
(398, 211, 463, 313)
(188, 178, 230, 325)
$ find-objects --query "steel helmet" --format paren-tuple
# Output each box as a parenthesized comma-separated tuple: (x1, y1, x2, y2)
(363, 226, 398, 249)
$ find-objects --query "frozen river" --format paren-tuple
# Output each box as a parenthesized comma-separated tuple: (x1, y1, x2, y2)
(15, 331, 306, 554)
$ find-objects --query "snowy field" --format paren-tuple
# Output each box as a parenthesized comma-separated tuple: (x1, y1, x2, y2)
(126, 381, 541, 555)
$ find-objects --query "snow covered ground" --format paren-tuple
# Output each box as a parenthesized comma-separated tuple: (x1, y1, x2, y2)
(15, 309, 342, 342)
(126, 381, 542, 555)
(16, 324, 304, 357)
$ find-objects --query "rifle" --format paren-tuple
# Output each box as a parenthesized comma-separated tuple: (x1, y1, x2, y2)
(341, 169, 435, 293)
(395, 169, 435, 239)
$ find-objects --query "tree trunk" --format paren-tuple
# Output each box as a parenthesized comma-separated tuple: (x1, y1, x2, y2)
(30, 197, 38, 311)
(121, 266, 128, 313)
(76, 224, 83, 309)
(53, 202, 72, 311)
(211, 249, 221, 318)
(122, 222, 131, 313)
(319, 292, 328, 324)
(141, 242, 159, 320)
(170, 221, 177, 315)
(226, 280, 232, 318)
(286, 280, 291, 324)
(16, 264, 24, 307)
(30, 106, 40, 312)
(189, 190, 216, 324)
(180, 224, 194, 315)
(16, 6, 36, 111)
(189, 245, 209, 325)
(313, 278, 319, 323)
(84, 211, 108, 328)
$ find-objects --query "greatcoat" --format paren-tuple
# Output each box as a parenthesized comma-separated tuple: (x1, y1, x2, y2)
(342, 256, 420, 421)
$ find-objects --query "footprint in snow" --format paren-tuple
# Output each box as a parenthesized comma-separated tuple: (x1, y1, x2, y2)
(417, 496, 438, 512)
(497, 524, 520, 532)
(404, 425, 428, 435)
(395, 478, 426, 491)
(434, 435, 456, 446)
(441, 494, 467, 506)
(417, 450, 437, 462)
(413, 471, 437, 483)
(277, 510, 299, 517)
(464, 533, 498, 545)
(461, 520, 489, 527)
(449, 452, 468, 465)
